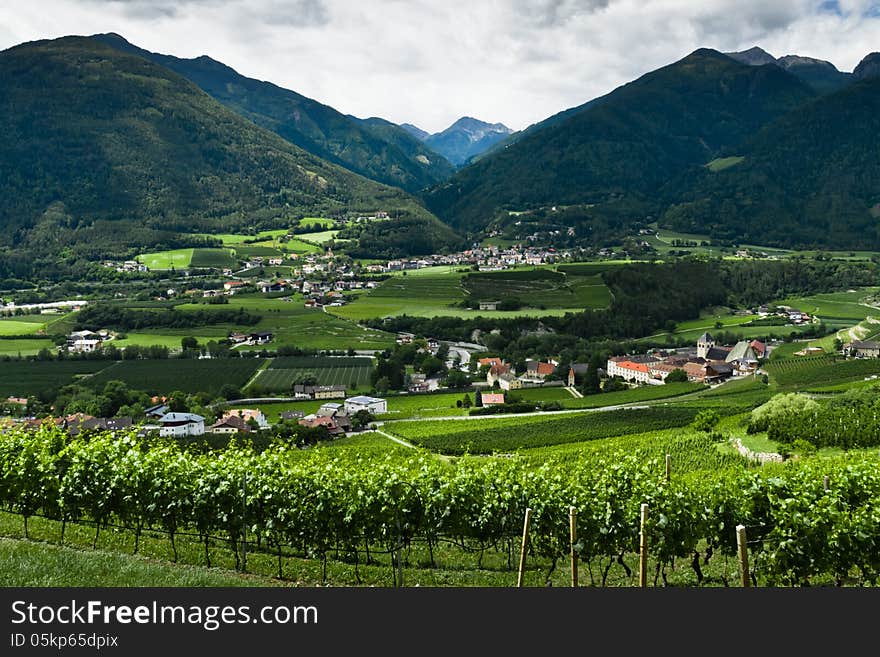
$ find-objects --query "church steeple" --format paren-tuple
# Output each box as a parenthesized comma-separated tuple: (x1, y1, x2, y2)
(697, 332, 715, 359)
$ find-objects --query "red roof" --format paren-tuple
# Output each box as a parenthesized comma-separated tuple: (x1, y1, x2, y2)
(481, 393, 505, 405)
(617, 361, 650, 374)
(489, 364, 511, 376)
(749, 340, 766, 355)
(532, 362, 555, 376)
(479, 357, 503, 367)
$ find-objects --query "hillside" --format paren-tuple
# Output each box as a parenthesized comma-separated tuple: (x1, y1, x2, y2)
(421, 117, 513, 166)
(424, 49, 816, 232)
(661, 75, 880, 249)
(92, 33, 454, 193)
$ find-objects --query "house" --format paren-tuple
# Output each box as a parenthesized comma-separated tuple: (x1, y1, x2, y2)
(481, 393, 506, 406)
(228, 332, 249, 344)
(478, 357, 503, 368)
(268, 257, 284, 266)
(844, 340, 880, 358)
(478, 301, 499, 311)
(208, 415, 250, 434)
(682, 362, 708, 383)
(695, 333, 732, 361)
(344, 396, 388, 415)
(487, 363, 512, 386)
(5, 396, 28, 406)
(292, 385, 347, 400)
(704, 362, 734, 383)
(223, 281, 246, 292)
(223, 408, 269, 429)
(279, 410, 305, 421)
(526, 360, 557, 377)
(67, 330, 102, 353)
(498, 372, 522, 390)
(158, 413, 205, 437)
(249, 331, 274, 344)
(408, 372, 429, 393)
(749, 340, 767, 359)
(299, 411, 351, 436)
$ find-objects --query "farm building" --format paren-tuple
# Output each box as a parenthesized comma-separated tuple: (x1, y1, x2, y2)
(843, 340, 880, 358)
(479, 301, 499, 311)
(293, 385, 347, 400)
(498, 373, 522, 390)
(158, 413, 205, 437)
(344, 396, 387, 415)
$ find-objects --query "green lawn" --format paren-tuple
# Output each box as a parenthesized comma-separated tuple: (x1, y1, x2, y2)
(0, 338, 57, 356)
(0, 318, 52, 335)
(136, 248, 194, 270)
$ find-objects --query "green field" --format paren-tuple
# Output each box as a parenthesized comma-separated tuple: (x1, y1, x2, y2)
(0, 317, 52, 335)
(136, 249, 194, 270)
(252, 357, 373, 392)
(705, 156, 745, 172)
(0, 360, 112, 396)
(189, 248, 238, 269)
(387, 406, 699, 454)
(86, 358, 264, 395)
(295, 229, 338, 244)
(332, 267, 611, 321)
(0, 338, 58, 357)
(765, 355, 880, 389)
(122, 295, 396, 351)
(462, 269, 612, 308)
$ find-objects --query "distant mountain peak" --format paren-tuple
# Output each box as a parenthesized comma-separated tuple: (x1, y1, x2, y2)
(421, 117, 512, 166)
(399, 123, 430, 141)
(724, 46, 777, 66)
(854, 52, 880, 80)
(777, 55, 839, 72)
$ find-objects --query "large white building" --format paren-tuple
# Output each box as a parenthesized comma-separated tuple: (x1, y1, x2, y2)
(605, 359, 652, 383)
(343, 396, 388, 415)
(158, 413, 205, 437)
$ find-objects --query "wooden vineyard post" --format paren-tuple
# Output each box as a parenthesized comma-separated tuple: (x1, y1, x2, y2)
(517, 508, 532, 588)
(241, 472, 247, 573)
(665, 454, 671, 482)
(736, 524, 750, 587)
(569, 506, 578, 588)
(823, 475, 830, 491)
(639, 503, 648, 588)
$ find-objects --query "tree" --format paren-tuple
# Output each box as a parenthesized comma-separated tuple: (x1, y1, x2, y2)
(462, 394, 472, 409)
(665, 368, 689, 383)
(181, 336, 198, 351)
(691, 409, 720, 432)
(475, 391, 483, 407)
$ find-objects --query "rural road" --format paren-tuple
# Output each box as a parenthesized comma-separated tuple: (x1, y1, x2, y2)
(379, 403, 652, 423)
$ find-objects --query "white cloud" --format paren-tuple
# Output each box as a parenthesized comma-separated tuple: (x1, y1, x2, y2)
(1, 0, 878, 132)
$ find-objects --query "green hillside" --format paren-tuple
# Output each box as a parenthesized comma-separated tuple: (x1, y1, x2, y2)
(93, 33, 454, 193)
(662, 76, 880, 248)
(0, 36, 452, 278)
(425, 49, 816, 233)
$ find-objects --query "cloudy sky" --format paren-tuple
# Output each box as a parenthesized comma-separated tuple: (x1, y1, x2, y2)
(2, 0, 879, 132)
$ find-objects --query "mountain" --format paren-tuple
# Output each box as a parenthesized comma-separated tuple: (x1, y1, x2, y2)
(419, 117, 513, 166)
(724, 47, 852, 94)
(91, 33, 454, 193)
(661, 75, 880, 249)
(400, 123, 430, 140)
(425, 49, 816, 232)
(854, 52, 880, 80)
(0, 36, 455, 272)
(725, 46, 777, 66)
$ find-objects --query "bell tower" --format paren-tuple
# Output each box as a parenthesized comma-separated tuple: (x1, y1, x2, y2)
(697, 332, 715, 359)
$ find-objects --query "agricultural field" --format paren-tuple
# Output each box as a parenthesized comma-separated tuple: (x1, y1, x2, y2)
(85, 358, 264, 395)
(189, 248, 238, 269)
(0, 315, 57, 335)
(115, 295, 396, 351)
(250, 357, 373, 392)
(0, 360, 112, 397)
(764, 355, 880, 390)
(518, 427, 743, 474)
(332, 266, 611, 321)
(0, 338, 58, 357)
(385, 406, 699, 454)
(462, 269, 612, 308)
